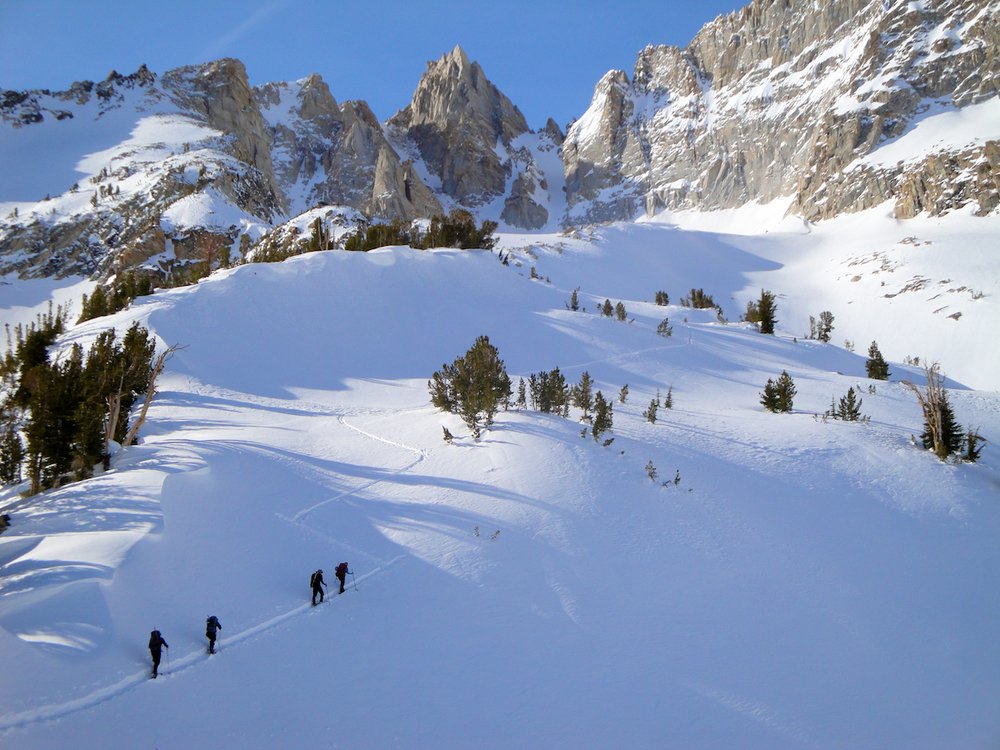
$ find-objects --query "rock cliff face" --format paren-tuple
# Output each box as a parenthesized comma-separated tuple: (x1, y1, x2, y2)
(255, 76, 442, 221)
(388, 46, 536, 208)
(564, 0, 1000, 223)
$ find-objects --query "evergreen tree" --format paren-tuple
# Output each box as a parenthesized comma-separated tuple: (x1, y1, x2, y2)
(618, 384, 629, 404)
(664, 386, 674, 409)
(837, 387, 862, 421)
(760, 378, 780, 413)
(601, 299, 613, 317)
(429, 337, 511, 438)
(817, 311, 835, 343)
(529, 368, 569, 414)
(654, 291, 669, 306)
(643, 398, 658, 424)
(757, 290, 777, 335)
(775, 370, 796, 412)
(920, 390, 963, 457)
(761, 371, 795, 413)
(572, 371, 594, 420)
(429, 364, 456, 411)
(615, 302, 627, 321)
(645, 460, 657, 481)
(516, 378, 527, 409)
(904, 363, 960, 461)
(567, 288, 580, 312)
(591, 391, 613, 441)
(681, 289, 716, 308)
(963, 428, 986, 462)
(866, 341, 890, 380)
(656, 318, 672, 337)
(0, 422, 23, 484)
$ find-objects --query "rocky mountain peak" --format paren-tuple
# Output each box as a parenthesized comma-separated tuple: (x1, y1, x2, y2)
(389, 46, 530, 205)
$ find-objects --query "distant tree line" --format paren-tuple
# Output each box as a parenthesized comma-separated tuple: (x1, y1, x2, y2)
(78, 272, 155, 323)
(346, 209, 497, 252)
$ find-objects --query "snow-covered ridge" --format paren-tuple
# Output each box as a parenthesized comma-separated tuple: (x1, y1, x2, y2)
(1, 211, 998, 747)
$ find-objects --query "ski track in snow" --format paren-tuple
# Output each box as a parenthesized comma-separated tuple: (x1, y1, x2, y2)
(0, 555, 406, 733)
(287, 412, 427, 523)
(0, 396, 428, 735)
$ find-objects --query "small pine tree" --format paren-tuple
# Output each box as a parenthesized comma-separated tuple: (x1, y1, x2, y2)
(656, 318, 672, 337)
(655, 291, 669, 306)
(645, 460, 657, 481)
(516, 378, 527, 409)
(866, 341, 890, 380)
(572, 371, 594, 420)
(920, 390, 963, 458)
(442, 426, 454, 444)
(591, 391, 613, 441)
(0, 423, 24, 484)
(760, 379, 780, 413)
(817, 311, 835, 343)
(615, 302, 627, 322)
(664, 386, 674, 409)
(963, 428, 986, 462)
(643, 398, 658, 424)
(429, 336, 511, 440)
(619, 384, 629, 404)
(601, 299, 613, 317)
(775, 371, 796, 412)
(567, 288, 580, 312)
(757, 290, 777, 335)
(681, 289, 716, 308)
(761, 371, 795, 413)
(837, 387, 862, 421)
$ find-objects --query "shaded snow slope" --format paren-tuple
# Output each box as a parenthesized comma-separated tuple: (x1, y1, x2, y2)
(0, 222, 999, 748)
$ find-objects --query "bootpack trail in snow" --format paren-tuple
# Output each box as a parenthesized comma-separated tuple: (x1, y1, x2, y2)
(0, 403, 419, 734)
(0, 556, 406, 733)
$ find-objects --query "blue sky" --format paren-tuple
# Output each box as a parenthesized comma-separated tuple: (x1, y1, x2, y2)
(0, 0, 746, 129)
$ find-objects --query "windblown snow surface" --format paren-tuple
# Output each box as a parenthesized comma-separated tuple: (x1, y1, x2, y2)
(1, 204, 999, 749)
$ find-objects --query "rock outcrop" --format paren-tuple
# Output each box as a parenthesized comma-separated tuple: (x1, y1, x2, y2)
(564, 0, 1000, 223)
(389, 45, 531, 206)
(256, 77, 441, 221)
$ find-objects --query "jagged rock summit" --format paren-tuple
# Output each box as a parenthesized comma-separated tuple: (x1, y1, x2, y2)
(563, 0, 1000, 223)
(389, 45, 530, 204)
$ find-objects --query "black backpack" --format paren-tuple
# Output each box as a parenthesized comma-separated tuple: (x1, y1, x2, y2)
(149, 630, 161, 649)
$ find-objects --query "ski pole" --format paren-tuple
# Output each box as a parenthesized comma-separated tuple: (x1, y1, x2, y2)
(350, 570, 358, 592)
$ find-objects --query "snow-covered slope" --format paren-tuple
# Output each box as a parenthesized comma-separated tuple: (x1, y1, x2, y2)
(1, 211, 998, 748)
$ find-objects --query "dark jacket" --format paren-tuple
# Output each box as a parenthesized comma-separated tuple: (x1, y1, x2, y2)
(206, 616, 221, 639)
(149, 630, 168, 654)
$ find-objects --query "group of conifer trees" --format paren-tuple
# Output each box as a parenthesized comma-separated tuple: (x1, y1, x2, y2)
(345, 209, 497, 252)
(429, 339, 615, 443)
(77, 272, 154, 323)
(0, 308, 157, 493)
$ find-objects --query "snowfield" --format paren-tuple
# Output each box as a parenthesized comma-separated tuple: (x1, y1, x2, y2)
(1, 209, 999, 749)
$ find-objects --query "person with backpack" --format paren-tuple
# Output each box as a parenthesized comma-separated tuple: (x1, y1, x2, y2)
(335, 561, 352, 595)
(148, 629, 169, 678)
(205, 615, 222, 654)
(310, 568, 327, 606)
